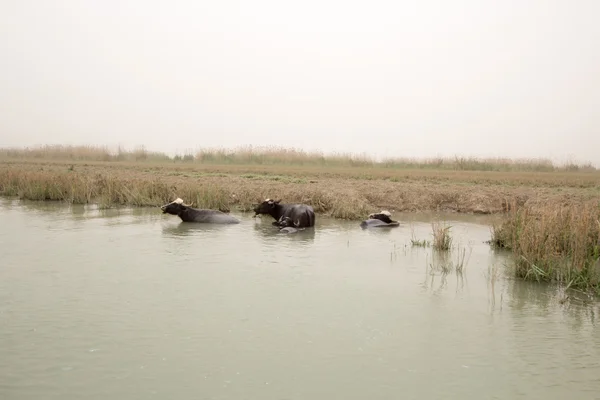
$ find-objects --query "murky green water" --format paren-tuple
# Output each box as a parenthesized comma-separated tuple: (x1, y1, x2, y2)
(1, 199, 599, 399)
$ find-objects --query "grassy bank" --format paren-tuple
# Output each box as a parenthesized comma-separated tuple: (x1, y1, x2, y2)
(2, 157, 599, 218)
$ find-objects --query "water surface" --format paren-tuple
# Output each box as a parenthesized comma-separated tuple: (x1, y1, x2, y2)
(1, 199, 598, 399)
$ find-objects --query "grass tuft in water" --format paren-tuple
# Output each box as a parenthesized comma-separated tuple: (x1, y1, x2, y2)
(411, 238, 431, 248)
(409, 226, 431, 248)
(431, 221, 452, 251)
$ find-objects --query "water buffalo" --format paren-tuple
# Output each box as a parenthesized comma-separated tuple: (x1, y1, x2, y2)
(360, 210, 400, 229)
(253, 199, 315, 228)
(160, 198, 240, 224)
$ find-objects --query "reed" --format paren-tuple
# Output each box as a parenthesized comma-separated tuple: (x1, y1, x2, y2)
(1, 144, 597, 172)
(195, 146, 375, 167)
(491, 201, 600, 293)
(0, 144, 172, 163)
(411, 238, 431, 248)
(431, 221, 452, 251)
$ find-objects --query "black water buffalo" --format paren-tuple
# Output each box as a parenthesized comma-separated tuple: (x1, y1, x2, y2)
(160, 198, 240, 224)
(253, 199, 315, 228)
(360, 210, 400, 229)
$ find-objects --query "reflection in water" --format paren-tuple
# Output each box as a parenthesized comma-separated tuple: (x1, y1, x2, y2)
(251, 220, 317, 243)
(9, 199, 164, 223)
(356, 224, 398, 236)
(0, 198, 599, 400)
(161, 220, 242, 238)
(484, 262, 506, 314)
(418, 247, 474, 297)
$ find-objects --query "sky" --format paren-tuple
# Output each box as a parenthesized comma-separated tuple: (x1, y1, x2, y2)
(1, 0, 599, 164)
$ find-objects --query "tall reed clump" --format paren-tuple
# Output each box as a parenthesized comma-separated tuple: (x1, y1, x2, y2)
(431, 221, 452, 251)
(0, 144, 171, 162)
(491, 202, 600, 292)
(2, 144, 598, 172)
(194, 145, 375, 168)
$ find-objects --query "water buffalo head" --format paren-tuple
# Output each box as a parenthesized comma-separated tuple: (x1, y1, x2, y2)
(253, 198, 281, 216)
(160, 198, 193, 215)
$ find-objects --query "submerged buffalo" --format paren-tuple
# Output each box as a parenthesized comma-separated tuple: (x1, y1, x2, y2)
(360, 210, 400, 229)
(160, 198, 240, 224)
(276, 216, 302, 234)
(253, 199, 315, 229)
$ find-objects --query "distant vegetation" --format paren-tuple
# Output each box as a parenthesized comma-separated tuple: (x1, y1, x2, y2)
(0, 144, 596, 172)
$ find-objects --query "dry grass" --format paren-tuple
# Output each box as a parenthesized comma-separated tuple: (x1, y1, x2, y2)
(2, 159, 599, 219)
(491, 201, 600, 293)
(1, 148, 600, 218)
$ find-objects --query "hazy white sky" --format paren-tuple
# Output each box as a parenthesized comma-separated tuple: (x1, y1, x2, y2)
(1, 0, 599, 163)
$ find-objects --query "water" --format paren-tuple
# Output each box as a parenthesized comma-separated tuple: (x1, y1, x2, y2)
(1, 198, 599, 400)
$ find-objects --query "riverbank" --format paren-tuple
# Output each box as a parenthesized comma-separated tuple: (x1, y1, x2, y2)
(2, 158, 599, 218)
(2, 155, 600, 293)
